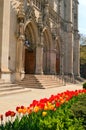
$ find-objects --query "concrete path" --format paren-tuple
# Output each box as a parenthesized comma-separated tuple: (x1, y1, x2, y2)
(0, 83, 83, 115)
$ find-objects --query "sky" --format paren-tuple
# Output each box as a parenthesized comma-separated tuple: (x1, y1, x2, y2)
(79, 0, 86, 35)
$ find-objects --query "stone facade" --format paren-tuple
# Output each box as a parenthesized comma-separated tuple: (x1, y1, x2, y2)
(0, 0, 80, 82)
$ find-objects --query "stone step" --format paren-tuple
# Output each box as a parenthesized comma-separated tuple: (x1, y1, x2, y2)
(0, 86, 23, 92)
(35, 75, 62, 80)
(35, 75, 63, 85)
(35, 79, 62, 83)
(18, 84, 60, 89)
(17, 74, 63, 89)
(0, 79, 5, 84)
(0, 83, 31, 96)
(19, 79, 61, 84)
(18, 80, 39, 84)
(43, 85, 60, 89)
(18, 82, 60, 88)
(0, 83, 18, 88)
(40, 83, 62, 88)
(0, 88, 31, 97)
(18, 82, 43, 89)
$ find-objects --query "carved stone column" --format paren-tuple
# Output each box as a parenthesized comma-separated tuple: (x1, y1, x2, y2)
(35, 13, 44, 74)
(35, 32, 44, 74)
(50, 49, 56, 74)
(16, 0, 25, 81)
(56, 25, 64, 76)
(50, 35, 57, 74)
(1, 0, 11, 82)
(16, 35, 25, 81)
(73, 33, 80, 77)
(73, 1, 80, 77)
(66, 0, 74, 76)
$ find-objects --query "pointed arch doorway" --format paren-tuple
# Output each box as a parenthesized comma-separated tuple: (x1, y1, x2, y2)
(24, 22, 36, 74)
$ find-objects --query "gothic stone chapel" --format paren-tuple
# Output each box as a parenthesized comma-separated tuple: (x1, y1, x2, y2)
(0, 0, 80, 84)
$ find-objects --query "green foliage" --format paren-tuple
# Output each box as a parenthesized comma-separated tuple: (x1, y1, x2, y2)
(83, 82, 86, 89)
(71, 94, 86, 130)
(80, 46, 86, 65)
(0, 95, 85, 130)
(80, 45, 86, 78)
(80, 34, 86, 45)
(80, 45, 86, 65)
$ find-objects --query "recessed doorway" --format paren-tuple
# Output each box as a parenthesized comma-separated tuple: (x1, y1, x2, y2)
(25, 49, 36, 74)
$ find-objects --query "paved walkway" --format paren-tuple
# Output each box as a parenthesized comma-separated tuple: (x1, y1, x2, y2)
(0, 83, 83, 115)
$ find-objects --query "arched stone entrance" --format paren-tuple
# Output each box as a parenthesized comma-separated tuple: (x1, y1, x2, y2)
(24, 22, 36, 74)
(15, 19, 43, 81)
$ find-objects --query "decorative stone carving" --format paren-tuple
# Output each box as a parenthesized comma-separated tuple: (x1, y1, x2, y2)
(25, 5, 36, 22)
(16, 0, 25, 41)
(43, 1, 50, 27)
(38, 12, 43, 32)
(17, 0, 25, 22)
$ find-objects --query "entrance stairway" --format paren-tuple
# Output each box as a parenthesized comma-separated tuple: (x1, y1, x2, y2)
(0, 80, 31, 97)
(17, 74, 64, 89)
(0, 74, 64, 96)
(0, 75, 82, 96)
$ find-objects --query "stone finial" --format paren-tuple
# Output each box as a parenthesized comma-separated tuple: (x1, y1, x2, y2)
(17, 0, 25, 22)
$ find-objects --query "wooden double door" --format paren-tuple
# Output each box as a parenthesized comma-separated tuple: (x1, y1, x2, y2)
(25, 49, 36, 74)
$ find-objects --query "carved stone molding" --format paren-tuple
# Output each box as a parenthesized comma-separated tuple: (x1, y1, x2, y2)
(25, 5, 36, 22)
(17, 0, 25, 23)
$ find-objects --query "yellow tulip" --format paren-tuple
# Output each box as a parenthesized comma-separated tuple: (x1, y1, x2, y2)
(18, 108, 22, 114)
(22, 108, 27, 114)
(44, 105, 48, 110)
(49, 104, 55, 110)
(42, 111, 47, 117)
(27, 108, 31, 114)
(33, 106, 39, 113)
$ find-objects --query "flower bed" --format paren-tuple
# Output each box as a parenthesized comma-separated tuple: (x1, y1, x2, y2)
(0, 89, 86, 130)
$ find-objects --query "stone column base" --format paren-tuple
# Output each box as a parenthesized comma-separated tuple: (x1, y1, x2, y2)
(64, 73, 74, 83)
(15, 71, 25, 82)
(75, 75, 85, 82)
(35, 69, 44, 75)
(49, 71, 56, 75)
(20, 71, 25, 80)
(1, 69, 12, 83)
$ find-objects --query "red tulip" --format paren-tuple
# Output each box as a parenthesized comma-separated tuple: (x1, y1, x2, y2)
(56, 102, 60, 107)
(5, 111, 11, 117)
(5, 110, 16, 117)
(21, 106, 25, 109)
(11, 111, 16, 117)
(16, 106, 20, 111)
